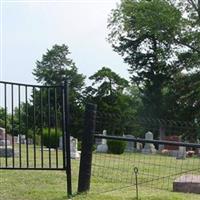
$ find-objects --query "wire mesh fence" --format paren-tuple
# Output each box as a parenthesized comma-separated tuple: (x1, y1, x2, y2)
(90, 111, 200, 197)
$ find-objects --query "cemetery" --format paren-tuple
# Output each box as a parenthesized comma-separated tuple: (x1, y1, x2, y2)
(1, 115, 200, 200)
(0, 0, 200, 199)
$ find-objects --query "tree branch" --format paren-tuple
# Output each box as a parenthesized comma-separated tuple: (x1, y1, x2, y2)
(188, 0, 198, 12)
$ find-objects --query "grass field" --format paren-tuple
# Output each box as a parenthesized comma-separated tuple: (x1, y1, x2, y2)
(1, 144, 200, 200)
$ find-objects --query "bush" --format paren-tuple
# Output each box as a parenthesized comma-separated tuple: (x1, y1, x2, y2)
(42, 128, 62, 148)
(27, 129, 41, 145)
(107, 140, 126, 154)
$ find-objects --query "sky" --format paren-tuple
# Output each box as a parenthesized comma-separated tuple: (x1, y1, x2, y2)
(0, 0, 130, 87)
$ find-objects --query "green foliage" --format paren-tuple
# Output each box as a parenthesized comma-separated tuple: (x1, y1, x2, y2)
(42, 128, 62, 148)
(84, 67, 142, 135)
(32, 44, 85, 138)
(107, 0, 200, 119)
(107, 140, 126, 154)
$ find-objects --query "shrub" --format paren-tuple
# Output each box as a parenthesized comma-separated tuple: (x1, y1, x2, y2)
(42, 128, 62, 148)
(107, 140, 126, 154)
(27, 129, 41, 145)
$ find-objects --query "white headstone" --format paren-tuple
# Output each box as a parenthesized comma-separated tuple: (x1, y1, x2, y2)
(70, 136, 80, 159)
(59, 136, 63, 149)
(96, 130, 108, 153)
(142, 131, 157, 154)
(136, 142, 143, 152)
(124, 135, 135, 152)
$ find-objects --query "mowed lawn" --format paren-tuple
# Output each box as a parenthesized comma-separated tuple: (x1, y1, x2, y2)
(1, 145, 200, 200)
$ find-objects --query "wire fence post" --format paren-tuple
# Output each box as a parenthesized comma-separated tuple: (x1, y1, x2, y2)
(78, 103, 97, 193)
(134, 167, 139, 200)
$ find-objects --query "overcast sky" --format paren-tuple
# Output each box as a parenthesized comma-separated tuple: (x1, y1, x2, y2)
(0, 0, 130, 86)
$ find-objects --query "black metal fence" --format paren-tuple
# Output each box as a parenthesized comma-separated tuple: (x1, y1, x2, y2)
(0, 81, 72, 196)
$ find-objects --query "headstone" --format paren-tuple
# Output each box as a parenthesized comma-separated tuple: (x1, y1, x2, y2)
(164, 135, 181, 157)
(136, 142, 143, 152)
(70, 136, 80, 159)
(0, 127, 5, 139)
(59, 136, 80, 158)
(14, 136, 18, 144)
(176, 146, 186, 159)
(195, 139, 200, 156)
(17, 134, 26, 144)
(0, 139, 11, 146)
(142, 131, 157, 154)
(173, 175, 200, 194)
(28, 138, 33, 145)
(96, 130, 108, 153)
(0, 127, 13, 144)
(0, 146, 13, 157)
(59, 136, 63, 149)
(159, 127, 165, 151)
(124, 135, 135, 152)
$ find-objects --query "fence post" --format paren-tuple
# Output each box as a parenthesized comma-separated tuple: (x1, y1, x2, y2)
(62, 80, 72, 197)
(78, 103, 97, 193)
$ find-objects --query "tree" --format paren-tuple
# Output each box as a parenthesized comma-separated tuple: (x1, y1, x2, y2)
(175, 0, 200, 71)
(108, 0, 184, 118)
(85, 67, 129, 112)
(33, 44, 86, 138)
(84, 67, 142, 135)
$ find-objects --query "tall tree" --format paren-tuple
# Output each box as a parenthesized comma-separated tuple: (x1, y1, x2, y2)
(108, 0, 184, 118)
(33, 44, 85, 137)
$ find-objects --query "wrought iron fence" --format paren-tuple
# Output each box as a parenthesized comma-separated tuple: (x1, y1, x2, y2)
(0, 81, 72, 196)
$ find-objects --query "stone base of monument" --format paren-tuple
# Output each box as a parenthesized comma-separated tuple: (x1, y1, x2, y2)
(142, 143, 157, 154)
(96, 144, 108, 153)
(173, 175, 200, 194)
(142, 148, 157, 154)
(71, 151, 80, 159)
(0, 146, 19, 157)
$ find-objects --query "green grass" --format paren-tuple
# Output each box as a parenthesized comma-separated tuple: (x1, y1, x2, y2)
(1, 145, 200, 200)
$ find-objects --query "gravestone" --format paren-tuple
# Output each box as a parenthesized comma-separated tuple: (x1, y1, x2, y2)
(0, 127, 12, 144)
(164, 135, 180, 157)
(0, 139, 11, 146)
(136, 142, 143, 152)
(173, 175, 200, 194)
(0, 146, 13, 157)
(0, 127, 16, 157)
(14, 136, 18, 144)
(158, 127, 165, 151)
(176, 146, 186, 159)
(28, 138, 33, 145)
(142, 131, 156, 154)
(17, 134, 26, 144)
(70, 136, 80, 159)
(96, 130, 108, 153)
(59, 136, 80, 159)
(124, 135, 135, 152)
(95, 130, 107, 145)
(59, 136, 63, 149)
